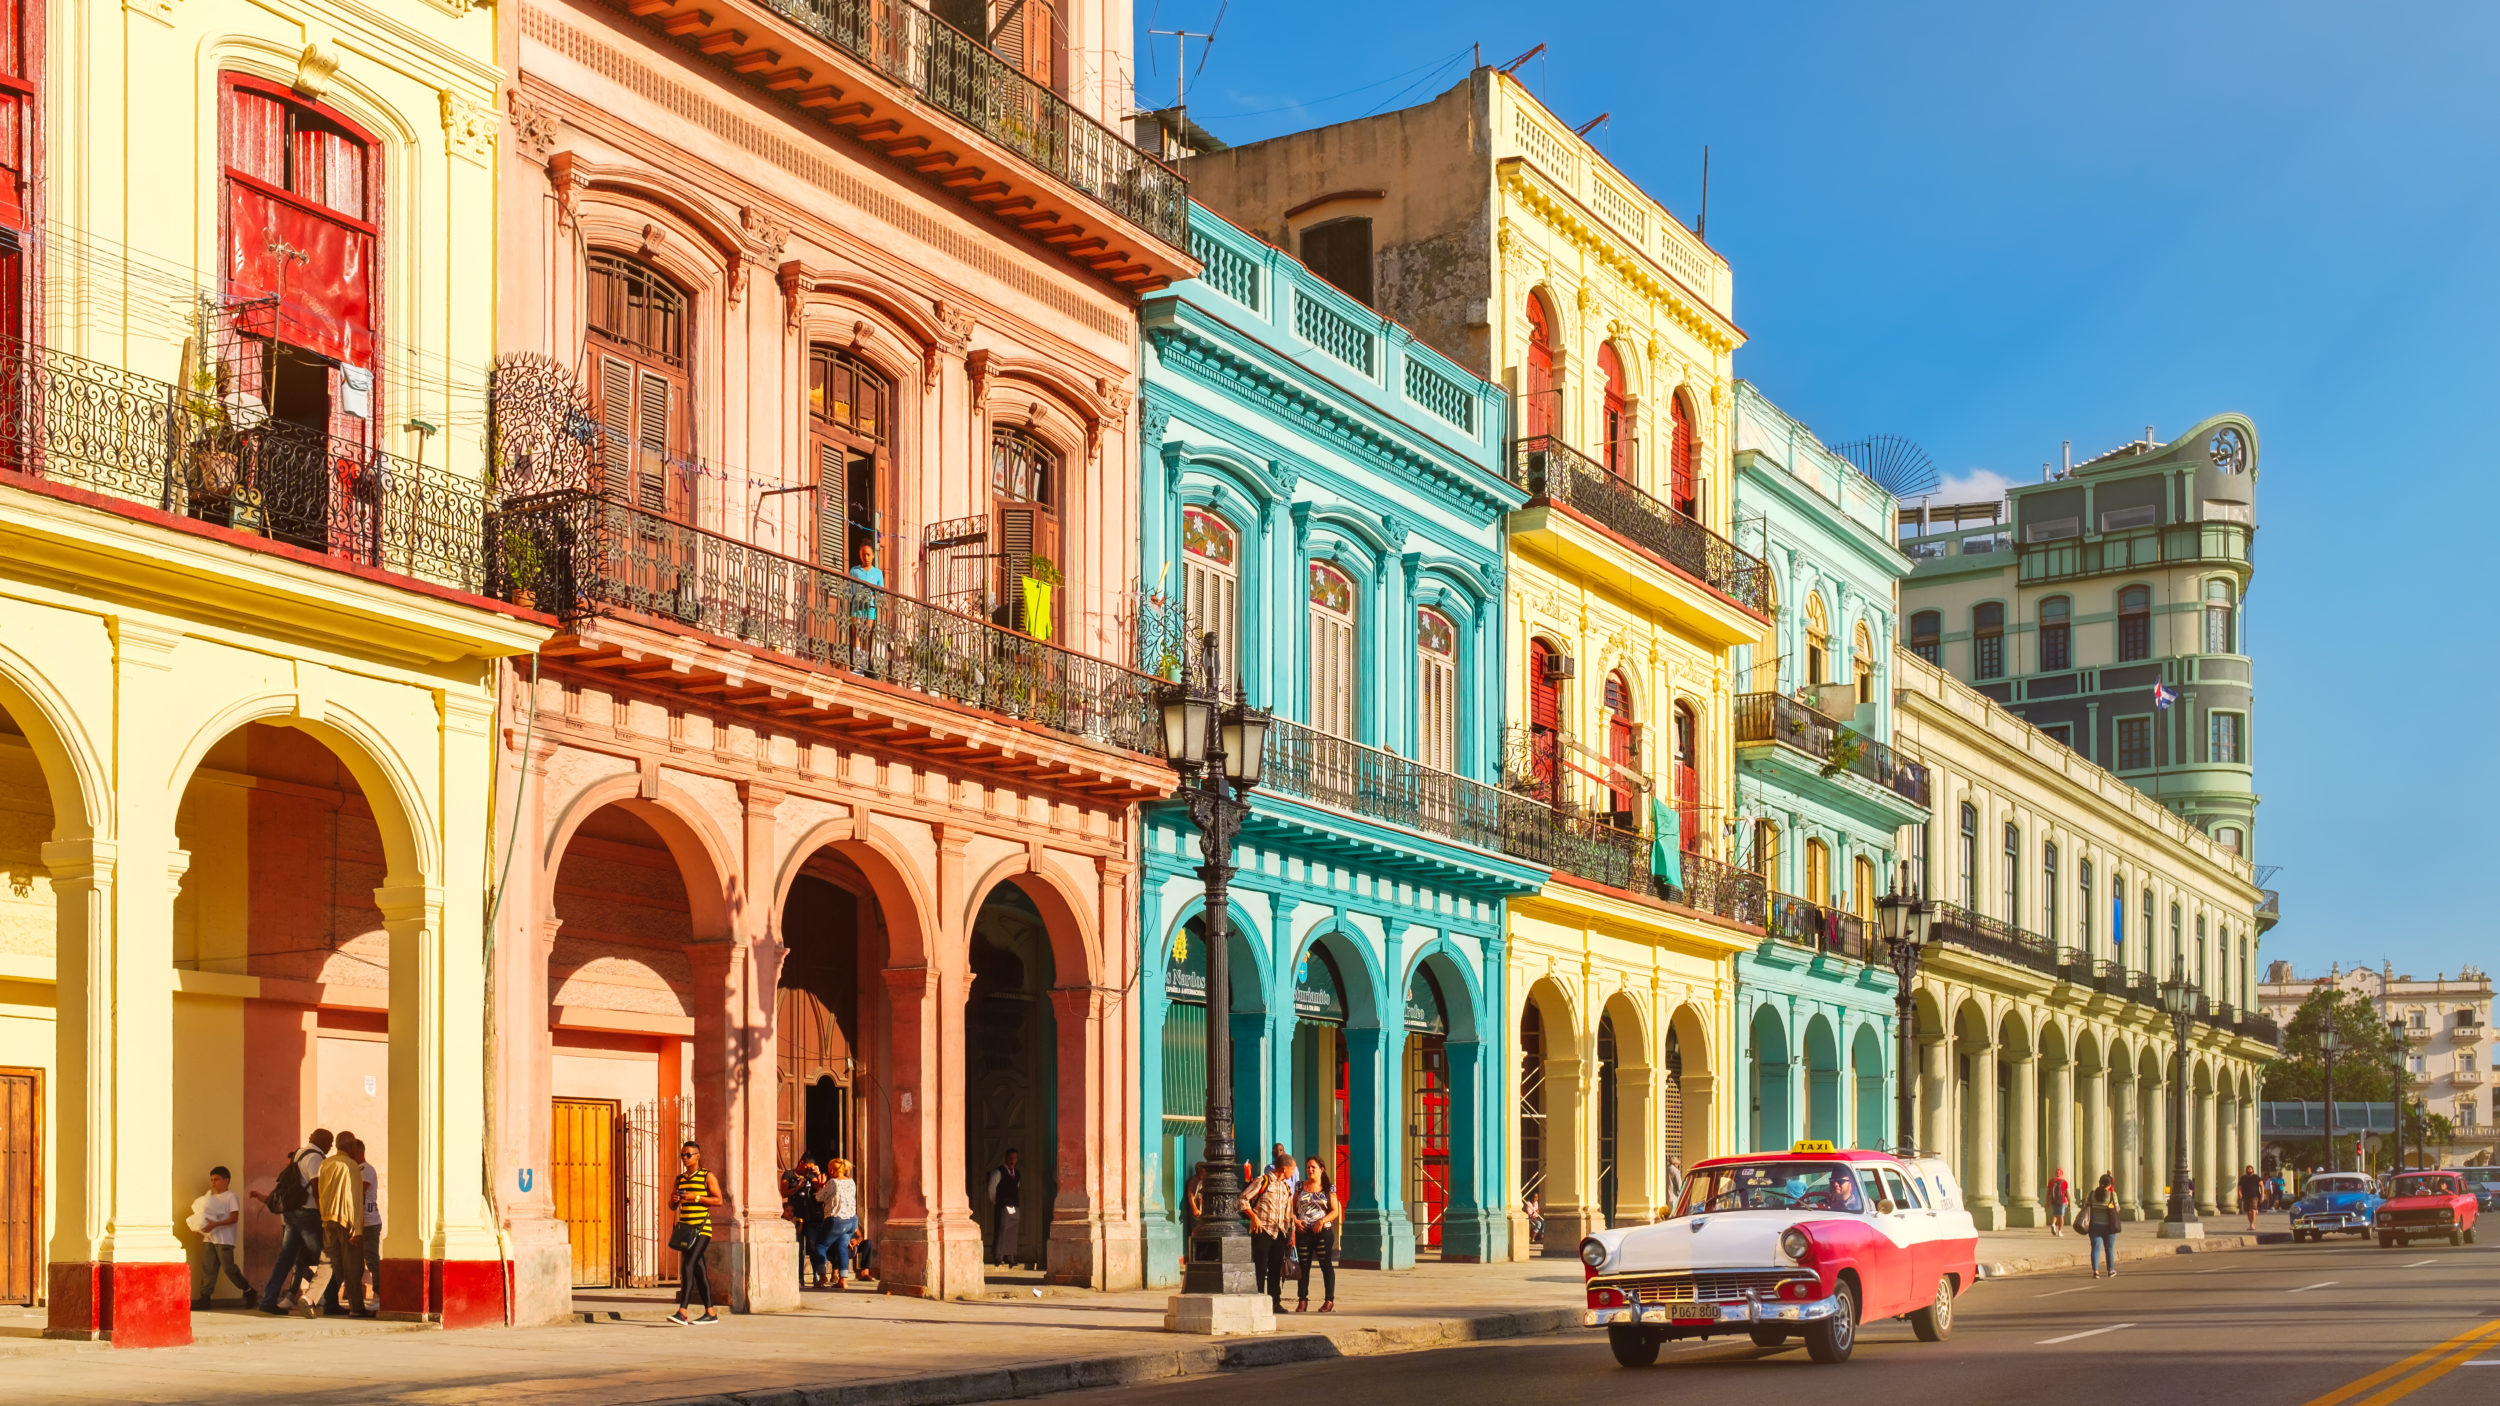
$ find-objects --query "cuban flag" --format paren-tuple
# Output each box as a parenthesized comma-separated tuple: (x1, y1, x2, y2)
(2152, 681, 2177, 711)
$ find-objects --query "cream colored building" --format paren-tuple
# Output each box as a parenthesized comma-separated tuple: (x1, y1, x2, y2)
(0, 0, 538, 1342)
(2259, 964, 2495, 1165)
(1185, 68, 1773, 1256)
(1891, 649, 2273, 1225)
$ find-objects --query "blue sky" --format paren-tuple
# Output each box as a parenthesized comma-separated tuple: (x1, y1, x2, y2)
(1137, 1, 2500, 981)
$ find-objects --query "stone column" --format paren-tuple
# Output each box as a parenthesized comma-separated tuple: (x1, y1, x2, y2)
(1967, 1039, 2002, 1229)
(1919, 1035, 1950, 1161)
(1540, 1052, 1593, 1251)
(2195, 1085, 2220, 1216)
(2008, 1052, 2042, 1226)
(2114, 1073, 2140, 1217)
(1442, 1036, 1495, 1261)
(879, 963, 982, 1297)
(2077, 1060, 2105, 1191)
(2142, 1075, 2168, 1219)
(1046, 984, 1122, 1289)
(376, 883, 502, 1325)
(494, 726, 572, 1326)
(2240, 1093, 2261, 1189)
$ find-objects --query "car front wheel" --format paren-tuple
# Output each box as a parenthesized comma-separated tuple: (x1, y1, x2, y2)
(1804, 1278, 1858, 1364)
(1908, 1274, 1955, 1342)
(1608, 1325, 1661, 1368)
(2466, 1226, 2477, 1245)
(2450, 1230, 2464, 1246)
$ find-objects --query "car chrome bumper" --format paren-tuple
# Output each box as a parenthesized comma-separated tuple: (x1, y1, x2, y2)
(1584, 1292, 1843, 1330)
(2295, 1214, 2369, 1231)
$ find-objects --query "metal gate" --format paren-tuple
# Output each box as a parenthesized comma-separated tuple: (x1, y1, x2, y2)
(549, 1098, 617, 1288)
(1406, 1036, 1449, 1248)
(620, 1096, 696, 1287)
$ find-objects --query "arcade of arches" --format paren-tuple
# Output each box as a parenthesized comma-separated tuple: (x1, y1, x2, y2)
(1515, 974, 1719, 1248)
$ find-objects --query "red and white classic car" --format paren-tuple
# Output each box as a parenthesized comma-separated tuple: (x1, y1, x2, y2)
(1579, 1141, 1981, 1367)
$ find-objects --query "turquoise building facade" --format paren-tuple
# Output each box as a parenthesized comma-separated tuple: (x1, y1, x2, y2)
(1727, 382, 1925, 1151)
(1135, 208, 1544, 1283)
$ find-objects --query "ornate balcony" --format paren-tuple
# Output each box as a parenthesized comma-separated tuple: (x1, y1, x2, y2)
(1502, 803, 1766, 929)
(1733, 691, 1931, 809)
(1259, 717, 1514, 857)
(1766, 892, 1870, 962)
(604, 0, 1191, 286)
(489, 489, 1161, 760)
(1507, 433, 1768, 615)
(1929, 900, 2058, 976)
(0, 331, 488, 593)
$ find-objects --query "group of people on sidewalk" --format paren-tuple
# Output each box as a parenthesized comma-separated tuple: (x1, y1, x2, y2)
(780, 1155, 869, 1290)
(1181, 1144, 1347, 1316)
(187, 1127, 384, 1317)
(2038, 1161, 2275, 1278)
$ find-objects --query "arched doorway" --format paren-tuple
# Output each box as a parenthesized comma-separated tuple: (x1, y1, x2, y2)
(1664, 1003, 1715, 1178)
(1402, 964, 1451, 1250)
(0, 692, 66, 1309)
(965, 884, 1056, 1270)
(1749, 1006, 1791, 1151)
(775, 876, 862, 1180)
(1518, 999, 1548, 1222)
(1522, 294, 1557, 440)
(1290, 938, 1352, 1195)
(1803, 1014, 1842, 1144)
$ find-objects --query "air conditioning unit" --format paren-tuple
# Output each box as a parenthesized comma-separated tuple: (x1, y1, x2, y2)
(1543, 652, 1577, 682)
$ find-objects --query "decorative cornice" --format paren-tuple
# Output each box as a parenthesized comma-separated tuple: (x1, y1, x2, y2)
(507, 89, 560, 160)
(440, 89, 497, 162)
(1500, 161, 1739, 356)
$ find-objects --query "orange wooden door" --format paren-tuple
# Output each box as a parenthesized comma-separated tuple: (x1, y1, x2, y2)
(550, 1097, 618, 1288)
(0, 1068, 37, 1306)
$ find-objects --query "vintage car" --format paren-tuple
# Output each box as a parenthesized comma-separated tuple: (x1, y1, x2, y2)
(2462, 1168, 2500, 1216)
(2374, 1170, 2479, 1247)
(2290, 1172, 2382, 1241)
(1578, 1141, 1980, 1367)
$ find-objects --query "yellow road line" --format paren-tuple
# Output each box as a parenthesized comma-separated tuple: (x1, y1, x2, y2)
(2350, 1328, 2500, 1406)
(2300, 1317, 2500, 1406)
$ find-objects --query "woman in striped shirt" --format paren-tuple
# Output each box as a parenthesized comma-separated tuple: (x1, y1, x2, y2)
(670, 1141, 723, 1325)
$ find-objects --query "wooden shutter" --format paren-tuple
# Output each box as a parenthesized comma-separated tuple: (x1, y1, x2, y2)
(597, 354, 635, 504)
(812, 439, 845, 569)
(0, 1068, 41, 1306)
(995, 501, 1056, 634)
(635, 370, 674, 516)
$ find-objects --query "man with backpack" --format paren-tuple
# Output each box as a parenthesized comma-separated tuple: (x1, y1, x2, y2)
(260, 1129, 332, 1315)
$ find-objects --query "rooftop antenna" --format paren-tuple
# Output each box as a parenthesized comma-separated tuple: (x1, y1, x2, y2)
(1574, 111, 1609, 137)
(2063, 440, 2072, 474)
(1146, 2, 1224, 128)
(1833, 434, 1941, 501)
(1697, 144, 1710, 238)
(1496, 43, 1544, 75)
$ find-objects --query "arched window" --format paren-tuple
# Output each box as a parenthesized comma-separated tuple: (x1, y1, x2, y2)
(2079, 858, 2094, 950)
(1958, 802, 1979, 911)
(2212, 824, 2243, 855)
(1526, 636, 1563, 801)
(587, 251, 691, 519)
(1804, 838, 1831, 907)
(2043, 842, 2060, 942)
(2204, 578, 2236, 654)
(1852, 854, 1876, 920)
(2117, 585, 2153, 661)
(1672, 701, 1700, 853)
(1308, 561, 1358, 740)
(1910, 610, 1942, 665)
(2039, 595, 2072, 672)
(2002, 821, 2021, 922)
(1523, 295, 1556, 441)
(1668, 392, 1699, 518)
(1853, 622, 1876, 704)
(1804, 594, 1831, 686)
(1598, 343, 1631, 477)
(1182, 507, 1241, 688)
(1973, 602, 2006, 680)
(1752, 819, 1781, 885)
(807, 346, 891, 571)
(1603, 669, 1638, 823)
(2140, 886, 2154, 963)
(1417, 607, 1458, 772)
(992, 426, 1061, 637)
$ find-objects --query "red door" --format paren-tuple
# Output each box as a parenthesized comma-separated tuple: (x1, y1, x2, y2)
(1598, 343, 1629, 477)
(1668, 394, 1697, 517)
(1674, 703, 1700, 853)
(1523, 298, 1555, 440)
(1411, 1037, 1449, 1248)
(1527, 640, 1561, 804)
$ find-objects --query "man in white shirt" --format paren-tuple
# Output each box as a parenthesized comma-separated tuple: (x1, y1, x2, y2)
(349, 1133, 382, 1310)
(190, 1166, 254, 1310)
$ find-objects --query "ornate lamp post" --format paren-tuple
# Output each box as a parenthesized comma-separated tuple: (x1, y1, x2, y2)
(1876, 864, 1935, 1157)
(1158, 634, 1274, 1331)
(2160, 961, 2204, 1239)
(2410, 1097, 2428, 1171)
(2320, 1025, 2343, 1174)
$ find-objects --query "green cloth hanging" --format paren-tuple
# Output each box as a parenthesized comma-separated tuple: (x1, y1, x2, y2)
(1650, 797, 1683, 889)
(1021, 578, 1055, 641)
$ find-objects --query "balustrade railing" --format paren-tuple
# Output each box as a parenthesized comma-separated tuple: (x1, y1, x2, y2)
(0, 331, 488, 591)
(1767, 892, 1869, 961)
(1732, 691, 1931, 807)
(1507, 433, 1768, 613)
(489, 490, 1159, 755)
(1928, 900, 2058, 974)
(1259, 717, 1512, 854)
(757, 0, 1188, 249)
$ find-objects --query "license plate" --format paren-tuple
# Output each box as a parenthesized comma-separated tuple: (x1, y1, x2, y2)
(1661, 1301, 1712, 1322)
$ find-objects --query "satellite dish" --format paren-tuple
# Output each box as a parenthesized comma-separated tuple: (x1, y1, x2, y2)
(1834, 434, 1940, 501)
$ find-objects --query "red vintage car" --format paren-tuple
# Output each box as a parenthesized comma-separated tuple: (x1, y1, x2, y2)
(2374, 1169, 2479, 1248)
(1579, 1141, 1981, 1367)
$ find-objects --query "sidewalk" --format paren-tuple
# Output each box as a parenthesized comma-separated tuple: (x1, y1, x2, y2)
(0, 1219, 2295, 1406)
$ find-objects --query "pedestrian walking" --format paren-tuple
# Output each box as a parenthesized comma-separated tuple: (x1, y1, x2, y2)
(1291, 1156, 1342, 1313)
(2045, 1167, 2072, 1236)
(985, 1148, 1022, 1266)
(259, 1129, 330, 1314)
(314, 1130, 369, 1317)
(188, 1166, 254, 1310)
(823, 1158, 859, 1291)
(1180, 1161, 1206, 1274)
(1663, 1155, 1686, 1208)
(2086, 1172, 2123, 1278)
(2238, 1164, 2264, 1232)
(1524, 1191, 1544, 1243)
(669, 1140, 723, 1325)
(1244, 1152, 1296, 1314)
(347, 1133, 381, 1310)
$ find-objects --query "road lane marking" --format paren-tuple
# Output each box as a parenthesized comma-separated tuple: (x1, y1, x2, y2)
(2289, 1281, 2338, 1292)
(2297, 1316, 2500, 1406)
(2351, 1332, 2500, 1406)
(2037, 1323, 2134, 1345)
(2403, 1259, 2437, 1268)
(2034, 1286, 2097, 1297)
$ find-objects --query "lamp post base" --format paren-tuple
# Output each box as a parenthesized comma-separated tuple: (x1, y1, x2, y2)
(2158, 1219, 2206, 1240)
(1163, 1293, 1278, 1335)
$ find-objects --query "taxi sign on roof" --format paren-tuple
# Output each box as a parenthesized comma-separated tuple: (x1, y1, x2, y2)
(1791, 1139, 1837, 1154)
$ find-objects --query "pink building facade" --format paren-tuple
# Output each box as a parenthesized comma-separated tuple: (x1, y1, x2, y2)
(488, 0, 1190, 1321)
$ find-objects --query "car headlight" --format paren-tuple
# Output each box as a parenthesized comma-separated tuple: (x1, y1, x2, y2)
(1780, 1227, 1813, 1262)
(1579, 1238, 1608, 1270)
(2440, 1209, 2454, 1221)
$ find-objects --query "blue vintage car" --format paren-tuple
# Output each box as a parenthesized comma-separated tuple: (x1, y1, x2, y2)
(2291, 1172, 2383, 1241)
(2463, 1168, 2500, 1215)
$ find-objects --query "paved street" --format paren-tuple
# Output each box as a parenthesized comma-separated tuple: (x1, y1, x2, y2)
(1040, 1238, 2500, 1406)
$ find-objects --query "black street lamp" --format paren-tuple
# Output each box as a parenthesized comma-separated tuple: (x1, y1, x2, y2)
(2320, 1025, 2343, 1174)
(2411, 1097, 2428, 1171)
(1876, 864, 1935, 1158)
(1159, 633, 1272, 1302)
(2160, 960, 2203, 1238)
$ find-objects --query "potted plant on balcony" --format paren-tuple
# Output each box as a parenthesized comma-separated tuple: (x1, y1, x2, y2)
(498, 527, 546, 611)
(1818, 727, 1867, 781)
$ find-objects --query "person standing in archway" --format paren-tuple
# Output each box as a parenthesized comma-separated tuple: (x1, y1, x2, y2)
(986, 1148, 1022, 1266)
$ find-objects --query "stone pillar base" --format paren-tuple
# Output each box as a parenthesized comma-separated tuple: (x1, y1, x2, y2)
(46, 1261, 190, 1347)
(503, 1218, 576, 1327)
(378, 1258, 509, 1328)
(1437, 1207, 1503, 1263)
(2158, 1219, 2206, 1240)
(1339, 1208, 1416, 1271)
(1164, 1291, 1276, 1335)
(1969, 1201, 2008, 1231)
(880, 1217, 986, 1299)
(2006, 1202, 2046, 1228)
(1542, 1208, 1604, 1257)
(1048, 1216, 1142, 1291)
(1506, 1210, 1534, 1261)
(718, 1220, 801, 1314)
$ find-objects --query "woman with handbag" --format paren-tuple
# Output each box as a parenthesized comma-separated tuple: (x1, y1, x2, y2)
(1292, 1157, 1343, 1314)
(670, 1141, 724, 1324)
(2085, 1171, 2122, 1278)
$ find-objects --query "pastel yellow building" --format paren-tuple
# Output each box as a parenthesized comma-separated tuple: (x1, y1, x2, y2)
(1184, 67, 1773, 1256)
(0, 0, 537, 1342)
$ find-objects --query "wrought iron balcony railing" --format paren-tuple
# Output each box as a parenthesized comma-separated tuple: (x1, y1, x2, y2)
(1767, 892, 1869, 962)
(758, 0, 1187, 250)
(1507, 433, 1769, 614)
(1732, 691, 1931, 808)
(1502, 806, 1766, 928)
(1259, 717, 1513, 856)
(1929, 900, 2058, 976)
(0, 331, 488, 591)
(489, 489, 1159, 755)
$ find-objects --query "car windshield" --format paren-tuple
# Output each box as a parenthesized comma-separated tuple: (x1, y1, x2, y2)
(2308, 1176, 2370, 1196)
(2388, 1175, 2456, 1199)
(1680, 1161, 1866, 1215)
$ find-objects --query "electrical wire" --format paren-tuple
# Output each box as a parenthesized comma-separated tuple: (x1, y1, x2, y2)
(1190, 45, 1472, 122)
